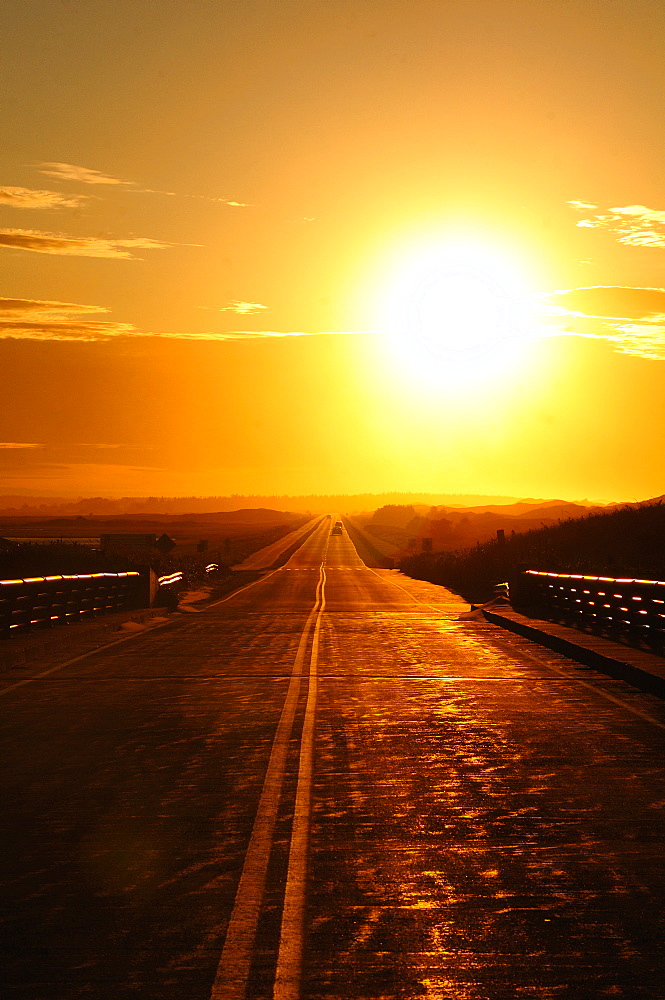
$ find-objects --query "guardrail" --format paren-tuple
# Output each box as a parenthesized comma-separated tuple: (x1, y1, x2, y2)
(516, 570, 665, 651)
(0, 571, 143, 638)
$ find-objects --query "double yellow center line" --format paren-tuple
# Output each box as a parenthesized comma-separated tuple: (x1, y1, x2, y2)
(210, 563, 326, 1000)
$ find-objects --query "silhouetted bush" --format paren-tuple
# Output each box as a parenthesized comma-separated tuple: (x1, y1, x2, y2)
(400, 502, 665, 605)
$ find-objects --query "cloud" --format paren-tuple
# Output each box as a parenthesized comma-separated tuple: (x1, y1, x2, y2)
(0, 228, 172, 258)
(75, 443, 126, 449)
(0, 298, 110, 322)
(546, 285, 665, 320)
(219, 301, 267, 315)
(612, 204, 665, 224)
(567, 200, 597, 212)
(144, 192, 251, 207)
(568, 201, 665, 248)
(538, 285, 665, 360)
(0, 186, 87, 209)
(604, 319, 665, 360)
(36, 161, 251, 207)
(0, 442, 43, 449)
(202, 329, 373, 340)
(214, 199, 252, 208)
(0, 297, 137, 341)
(0, 297, 370, 343)
(38, 162, 134, 186)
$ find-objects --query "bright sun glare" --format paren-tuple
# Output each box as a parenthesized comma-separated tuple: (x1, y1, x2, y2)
(380, 239, 534, 390)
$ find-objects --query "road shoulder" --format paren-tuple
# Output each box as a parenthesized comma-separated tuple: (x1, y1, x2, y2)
(483, 604, 665, 698)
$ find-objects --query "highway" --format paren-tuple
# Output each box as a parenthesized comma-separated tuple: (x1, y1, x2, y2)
(2, 517, 665, 999)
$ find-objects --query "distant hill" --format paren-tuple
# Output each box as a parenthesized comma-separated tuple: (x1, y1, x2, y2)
(0, 508, 303, 537)
(359, 497, 612, 554)
(0, 491, 613, 517)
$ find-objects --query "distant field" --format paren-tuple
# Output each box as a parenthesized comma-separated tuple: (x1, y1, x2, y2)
(0, 509, 307, 580)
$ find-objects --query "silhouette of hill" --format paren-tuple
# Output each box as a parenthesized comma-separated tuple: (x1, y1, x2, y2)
(359, 499, 609, 553)
(0, 491, 605, 517)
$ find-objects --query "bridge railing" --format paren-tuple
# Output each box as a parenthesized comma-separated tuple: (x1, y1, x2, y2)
(515, 570, 665, 651)
(0, 570, 143, 638)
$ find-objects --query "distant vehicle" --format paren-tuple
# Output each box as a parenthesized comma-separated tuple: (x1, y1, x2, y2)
(331, 523, 343, 535)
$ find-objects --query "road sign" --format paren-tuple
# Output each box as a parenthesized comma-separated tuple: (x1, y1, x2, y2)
(155, 533, 176, 554)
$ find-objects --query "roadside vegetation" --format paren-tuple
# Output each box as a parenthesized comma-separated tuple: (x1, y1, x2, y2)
(0, 518, 305, 587)
(400, 502, 665, 605)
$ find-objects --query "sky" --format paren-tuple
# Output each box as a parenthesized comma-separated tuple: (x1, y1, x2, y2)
(2, 0, 665, 503)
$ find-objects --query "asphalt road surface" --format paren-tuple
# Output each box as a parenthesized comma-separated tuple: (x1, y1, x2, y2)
(2, 518, 665, 999)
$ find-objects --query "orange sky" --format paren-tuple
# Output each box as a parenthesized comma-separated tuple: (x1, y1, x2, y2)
(2, 0, 665, 502)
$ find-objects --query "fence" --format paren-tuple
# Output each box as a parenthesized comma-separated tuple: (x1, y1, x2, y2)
(0, 570, 144, 638)
(516, 570, 665, 651)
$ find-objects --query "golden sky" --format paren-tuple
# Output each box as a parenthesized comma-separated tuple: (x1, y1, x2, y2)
(2, 0, 665, 501)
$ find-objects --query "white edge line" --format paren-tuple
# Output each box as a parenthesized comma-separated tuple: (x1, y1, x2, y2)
(344, 526, 665, 732)
(0, 566, 285, 699)
(209, 604, 317, 999)
(0, 622, 174, 698)
(273, 563, 325, 1000)
(210, 547, 328, 999)
(487, 634, 665, 731)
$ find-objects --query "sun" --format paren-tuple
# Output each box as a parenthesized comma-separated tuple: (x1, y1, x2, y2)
(378, 238, 534, 389)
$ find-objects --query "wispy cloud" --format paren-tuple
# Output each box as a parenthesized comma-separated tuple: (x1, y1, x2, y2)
(568, 200, 597, 212)
(0, 186, 87, 209)
(0, 297, 137, 341)
(568, 201, 665, 247)
(38, 162, 135, 186)
(219, 301, 267, 315)
(538, 284, 665, 359)
(603, 319, 665, 360)
(0, 298, 104, 318)
(37, 161, 251, 207)
(545, 285, 665, 319)
(0, 297, 370, 343)
(203, 329, 373, 340)
(210, 198, 252, 208)
(75, 443, 126, 449)
(0, 442, 43, 449)
(0, 228, 172, 258)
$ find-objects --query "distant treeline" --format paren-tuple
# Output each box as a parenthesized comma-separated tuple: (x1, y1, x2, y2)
(400, 502, 665, 605)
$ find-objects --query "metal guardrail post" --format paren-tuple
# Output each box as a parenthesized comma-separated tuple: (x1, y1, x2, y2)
(0, 570, 143, 638)
(518, 570, 665, 652)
